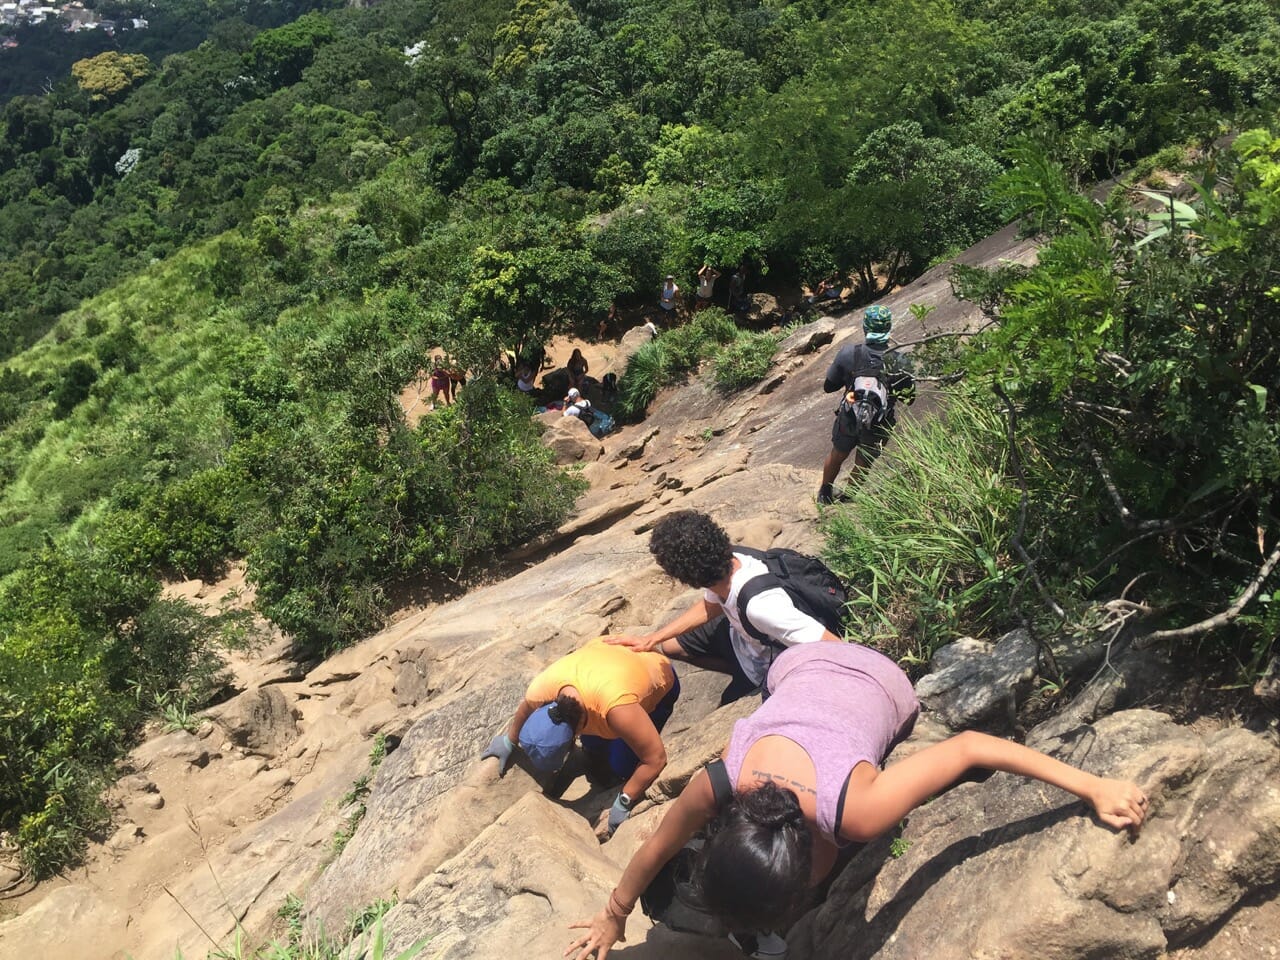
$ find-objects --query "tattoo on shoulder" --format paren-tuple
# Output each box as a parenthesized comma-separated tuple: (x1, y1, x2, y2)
(749, 768, 816, 797)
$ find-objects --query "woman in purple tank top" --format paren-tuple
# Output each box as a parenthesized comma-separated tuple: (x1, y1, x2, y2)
(568, 642, 1151, 960)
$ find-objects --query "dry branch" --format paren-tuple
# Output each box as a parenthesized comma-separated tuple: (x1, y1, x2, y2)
(1136, 538, 1280, 647)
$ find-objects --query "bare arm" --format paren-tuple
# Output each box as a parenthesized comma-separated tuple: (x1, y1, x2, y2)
(567, 769, 719, 960)
(504, 698, 540, 743)
(839, 730, 1150, 843)
(606, 703, 667, 800)
(605, 596, 723, 653)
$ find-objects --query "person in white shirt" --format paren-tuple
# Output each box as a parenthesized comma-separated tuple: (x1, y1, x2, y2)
(563, 387, 593, 423)
(608, 510, 840, 704)
(659, 275, 680, 313)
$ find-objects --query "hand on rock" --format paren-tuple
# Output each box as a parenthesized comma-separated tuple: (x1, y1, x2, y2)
(480, 733, 517, 775)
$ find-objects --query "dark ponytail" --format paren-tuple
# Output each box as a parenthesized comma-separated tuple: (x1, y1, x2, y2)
(691, 781, 813, 932)
(548, 692, 584, 732)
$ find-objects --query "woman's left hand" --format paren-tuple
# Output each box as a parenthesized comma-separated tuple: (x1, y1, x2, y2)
(566, 909, 626, 960)
(1089, 777, 1150, 832)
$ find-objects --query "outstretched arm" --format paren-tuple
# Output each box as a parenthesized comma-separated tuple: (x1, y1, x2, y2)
(839, 730, 1149, 844)
(567, 768, 719, 960)
(605, 596, 723, 653)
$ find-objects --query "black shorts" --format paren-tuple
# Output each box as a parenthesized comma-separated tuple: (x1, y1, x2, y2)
(675, 616, 760, 705)
(830, 413, 889, 456)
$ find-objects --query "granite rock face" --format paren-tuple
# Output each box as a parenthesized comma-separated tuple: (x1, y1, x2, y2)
(788, 710, 1280, 960)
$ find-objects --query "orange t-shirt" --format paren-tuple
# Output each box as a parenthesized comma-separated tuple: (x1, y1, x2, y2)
(523, 638, 675, 739)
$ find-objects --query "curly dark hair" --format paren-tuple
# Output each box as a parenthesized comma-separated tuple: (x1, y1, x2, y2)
(691, 780, 814, 933)
(548, 692, 585, 732)
(649, 510, 734, 588)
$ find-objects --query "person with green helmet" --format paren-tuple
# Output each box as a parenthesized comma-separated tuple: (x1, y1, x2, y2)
(816, 305, 913, 504)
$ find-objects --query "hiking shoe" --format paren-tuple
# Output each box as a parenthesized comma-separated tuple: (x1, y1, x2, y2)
(729, 931, 788, 958)
(817, 483, 834, 505)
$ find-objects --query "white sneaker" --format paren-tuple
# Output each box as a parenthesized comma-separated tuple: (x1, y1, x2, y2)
(728, 931, 788, 959)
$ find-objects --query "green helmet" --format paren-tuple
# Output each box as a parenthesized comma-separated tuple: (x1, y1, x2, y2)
(863, 305, 892, 344)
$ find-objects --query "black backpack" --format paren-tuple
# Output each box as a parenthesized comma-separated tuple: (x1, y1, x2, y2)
(640, 760, 735, 937)
(732, 547, 848, 647)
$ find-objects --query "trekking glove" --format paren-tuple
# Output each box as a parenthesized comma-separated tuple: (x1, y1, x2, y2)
(607, 792, 633, 834)
(481, 733, 517, 775)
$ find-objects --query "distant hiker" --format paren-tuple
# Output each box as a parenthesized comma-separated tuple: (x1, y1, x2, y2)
(480, 638, 680, 837)
(659, 275, 681, 315)
(516, 364, 538, 396)
(428, 359, 452, 408)
(727, 269, 748, 314)
(567, 641, 1151, 960)
(564, 387, 595, 425)
(607, 510, 845, 705)
(568, 348, 590, 391)
(447, 366, 466, 396)
(695, 264, 720, 311)
(816, 304, 914, 505)
(600, 302, 619, 341)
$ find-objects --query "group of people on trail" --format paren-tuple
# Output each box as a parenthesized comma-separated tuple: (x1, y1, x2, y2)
(478, 506, 1150, 960)
(657, 264, 751, 318)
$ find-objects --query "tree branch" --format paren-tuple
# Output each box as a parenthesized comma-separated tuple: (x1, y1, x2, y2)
(1067, 399, 1137, 421)
(1083, 443, 1179, 532)
(891, 319, 998, 352)
(1136, 538, 1280, 647)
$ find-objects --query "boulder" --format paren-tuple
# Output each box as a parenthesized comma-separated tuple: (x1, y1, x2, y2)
(206, 686, 300, 758)
(617, 323, 658, 369)
(0, 886, 124, 959)
(915, 628, 1039, 729)
(787, 709, 1280, 960)
(302, 677, 533, 930)
(131, 728, 215, 769)
(775, 318, 837, 361)
(380, 792, 743, 960)
(541, 412, 605, 464)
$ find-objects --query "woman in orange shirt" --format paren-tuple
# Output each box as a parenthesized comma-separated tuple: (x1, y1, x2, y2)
(481, 638, 680, 836)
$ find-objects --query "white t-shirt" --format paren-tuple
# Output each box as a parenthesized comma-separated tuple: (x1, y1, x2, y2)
(704, 552, 830, 686)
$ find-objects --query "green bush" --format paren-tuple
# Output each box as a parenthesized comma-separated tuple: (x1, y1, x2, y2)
(713, 329, 782, 392)
(615, 340, 667, 420)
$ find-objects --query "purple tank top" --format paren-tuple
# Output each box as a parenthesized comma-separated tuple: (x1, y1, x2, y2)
(723, 642, 919, 840)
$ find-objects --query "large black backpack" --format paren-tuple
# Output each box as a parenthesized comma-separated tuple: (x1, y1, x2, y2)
(640, 760, 736, 937)
(732, 547, 848, 646)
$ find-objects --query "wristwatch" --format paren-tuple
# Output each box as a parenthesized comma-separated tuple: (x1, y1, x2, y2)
(617, 792, 633, 810)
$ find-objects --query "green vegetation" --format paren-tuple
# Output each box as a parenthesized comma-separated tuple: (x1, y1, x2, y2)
(0, 0, 1276, 877)
(182, 907, 426, 960)
(825, 133, 1280, 679)
(332, 734, 391, 855)
(614, 308, 771, 418)
(824, 392, 1036, 663)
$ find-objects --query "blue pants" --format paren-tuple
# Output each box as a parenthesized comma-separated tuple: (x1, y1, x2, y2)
(579, 676, 681, 779)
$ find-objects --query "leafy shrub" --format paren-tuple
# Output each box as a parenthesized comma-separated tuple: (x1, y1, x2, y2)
(713, 330, 782, 392)
(51, 358, 99, 419)
(615, 309, 779, 417)
(821, 392, 1038, 663)
(615, 341, 667, 420)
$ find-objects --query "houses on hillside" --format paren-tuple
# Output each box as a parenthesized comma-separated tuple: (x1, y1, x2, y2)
(0, 1, 148, 42)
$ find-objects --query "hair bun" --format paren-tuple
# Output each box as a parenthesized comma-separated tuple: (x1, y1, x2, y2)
(740, 781, 806, 832)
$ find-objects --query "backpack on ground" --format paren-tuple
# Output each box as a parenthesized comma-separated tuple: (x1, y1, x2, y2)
(732, 547, 848, 645)
(587, 410, 615, 438)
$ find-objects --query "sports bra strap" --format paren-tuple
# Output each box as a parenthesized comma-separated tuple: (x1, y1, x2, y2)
(706, 758, 734, 809)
